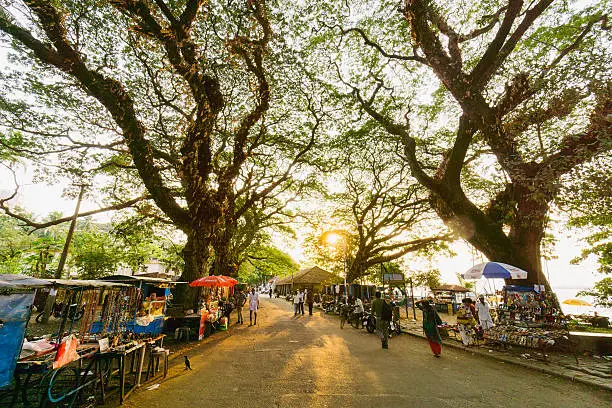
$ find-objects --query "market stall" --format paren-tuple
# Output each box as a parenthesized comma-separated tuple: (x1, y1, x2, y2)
(431, 284, 473, 314)
(190, 275, 237, 338)
(484, 285, 573, 352)
(101, 275, 178, 335)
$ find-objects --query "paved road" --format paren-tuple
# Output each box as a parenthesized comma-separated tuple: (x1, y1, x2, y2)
(123, 298, 611, 408)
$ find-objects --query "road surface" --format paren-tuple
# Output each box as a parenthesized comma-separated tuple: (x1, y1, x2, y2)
(122, 297, 611, 408)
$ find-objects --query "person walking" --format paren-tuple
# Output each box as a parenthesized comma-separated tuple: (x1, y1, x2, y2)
(476, 295, 495, 330)
(234, 288, 246, 324)
(248, 288, 259, 326)
(354, 296, 364, 328)
(293, 290, 300, 316)
(417, 300, 443, 357)
(371, 291, 390, 349)
(299, 289, 305, 315)
(306, 289, 314, 316)
(269, 288, 273, 298)
(457, 298, 476, 346)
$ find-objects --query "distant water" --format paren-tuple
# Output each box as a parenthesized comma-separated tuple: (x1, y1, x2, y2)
(554, 287, 611, 318)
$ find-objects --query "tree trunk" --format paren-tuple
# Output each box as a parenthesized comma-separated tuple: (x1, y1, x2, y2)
(210, 183, 239, 277)
(432, 186, 555, 300)
(175, 232, 211, 310)
(211, 234, 239, 277)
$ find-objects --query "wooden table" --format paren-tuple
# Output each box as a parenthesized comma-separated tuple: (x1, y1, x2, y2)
(96, 342, 144, 404)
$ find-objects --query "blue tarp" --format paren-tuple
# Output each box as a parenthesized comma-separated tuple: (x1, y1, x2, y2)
(0, 292, 35, 389)
(504, 285, 537, 292)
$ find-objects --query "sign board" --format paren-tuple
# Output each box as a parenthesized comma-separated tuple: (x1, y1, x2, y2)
(383, 273, 404, 283)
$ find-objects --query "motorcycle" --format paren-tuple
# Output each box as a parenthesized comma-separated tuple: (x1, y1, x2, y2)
(323, 300, 336, 314)
(36, 302, 85, 323)
(364, 310, 376, 333)
(363, 310, 401, 335)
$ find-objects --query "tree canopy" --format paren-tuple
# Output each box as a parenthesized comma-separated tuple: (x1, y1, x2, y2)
(1, 1, 610, 305)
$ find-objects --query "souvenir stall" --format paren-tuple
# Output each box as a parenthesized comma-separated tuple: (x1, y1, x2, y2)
(1, 277, 162, 407)
(431, 284, 472, 314)
(497, 285, 559, 324)
(486, 285, 570, 352)
(347, 284, 377, 302)
(101, 275, 178, 335)
(189, 275, 238, 339)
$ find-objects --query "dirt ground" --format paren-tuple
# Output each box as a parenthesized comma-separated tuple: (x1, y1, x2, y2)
(120, 297, 612, 408)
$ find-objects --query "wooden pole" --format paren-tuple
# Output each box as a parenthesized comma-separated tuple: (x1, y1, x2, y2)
(40, 184, 86, 324)
(410, 278, 416, 319)
(55, 185, 86, 279)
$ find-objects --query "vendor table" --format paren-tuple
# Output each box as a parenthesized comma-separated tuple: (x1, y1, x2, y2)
(96, 342, 144, 405)
(11, 344, 100, 407)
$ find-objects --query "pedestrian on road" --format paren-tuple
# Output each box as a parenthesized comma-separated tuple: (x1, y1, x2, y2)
(306, 289, 314, 316)
(354, 296, 364, 328)
(476, 295, 494, 330)
(457, 298, 476, 346)
(298, 290, 304, 314)
(293, 290, 300, 316)
(299, 289, 305, 315)
(417, 300, 443, 357)
(248, 288, 259, 326)
(371, 291, 390, 349)
(235, 288, 246, 324)
(269, 288, 273, 298)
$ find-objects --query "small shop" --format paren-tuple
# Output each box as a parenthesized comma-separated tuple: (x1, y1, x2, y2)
(497, 285, 559, 324)
(0, 274, 170, 406)
(431, 284, 473, 314)
(485, 285, 572, 352)
(166, 275, 239, 341)
(101, 275, 179, 335)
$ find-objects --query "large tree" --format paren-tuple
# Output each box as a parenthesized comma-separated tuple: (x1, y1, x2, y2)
(311, 0, 611, 292)
(0, 1, 318, 307)
(324, 140, 450, 282)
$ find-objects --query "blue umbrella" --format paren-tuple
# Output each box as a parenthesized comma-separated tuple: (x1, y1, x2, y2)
(463, 262, 528, 280)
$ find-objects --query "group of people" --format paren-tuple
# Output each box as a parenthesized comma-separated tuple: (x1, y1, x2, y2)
(228, 287, 261, 326)
(456, 295, 494, 346)
(417, 294, 495, 358)
(292, 289, 314, 316)
(234, 287, 495, 358)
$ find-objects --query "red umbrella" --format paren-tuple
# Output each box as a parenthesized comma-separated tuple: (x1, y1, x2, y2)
(189, 275, 231, 287)
(220, 276, 238, 286)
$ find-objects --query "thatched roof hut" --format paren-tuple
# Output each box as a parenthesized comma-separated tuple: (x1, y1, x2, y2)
(275, 266, 338, 295)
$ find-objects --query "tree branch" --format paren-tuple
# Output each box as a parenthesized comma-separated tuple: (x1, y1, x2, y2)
(337, 26, 427, 64)
(1, 194, 150, 231)
(0, 0, 191, 230)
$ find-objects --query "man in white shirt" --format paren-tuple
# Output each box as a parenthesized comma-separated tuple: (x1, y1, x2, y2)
(354, 297, 364, 328)
(476, 295, 494, 330)
(248, 288, 260, 326)
(299, 289, 305, 315)
(293, 290, 300, 316)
